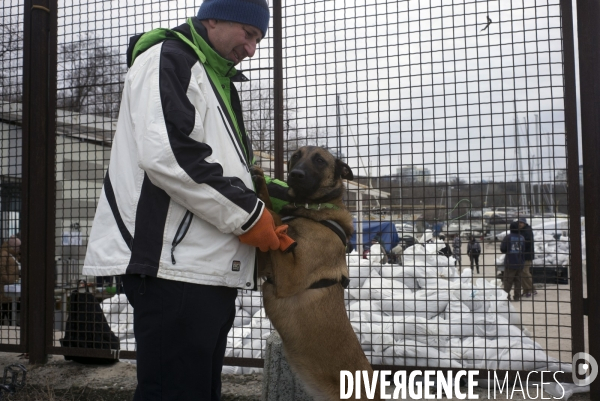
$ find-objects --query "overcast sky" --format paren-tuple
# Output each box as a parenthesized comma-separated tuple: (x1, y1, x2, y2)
(52, 0, 578, 183)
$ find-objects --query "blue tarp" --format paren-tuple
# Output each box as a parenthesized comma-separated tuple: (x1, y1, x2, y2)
(348, 221, 400, 253)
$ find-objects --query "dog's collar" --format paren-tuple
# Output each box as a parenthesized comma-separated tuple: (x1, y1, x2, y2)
(308, 275, 351, 290)
(264, 275, 351, 290)
(281, 216, 347, 247)
(289, 202, 340, 211)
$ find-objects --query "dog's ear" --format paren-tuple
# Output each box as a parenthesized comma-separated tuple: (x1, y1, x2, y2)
(335, 159, 354, 181)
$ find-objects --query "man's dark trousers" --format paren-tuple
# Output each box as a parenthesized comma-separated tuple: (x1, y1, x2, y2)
(122, 274, 237, 401)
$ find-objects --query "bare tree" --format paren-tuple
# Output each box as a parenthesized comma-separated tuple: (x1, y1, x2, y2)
(239, 82, 326, 156)
(0, 13, 23, 102)
(58, 34, 126, 118)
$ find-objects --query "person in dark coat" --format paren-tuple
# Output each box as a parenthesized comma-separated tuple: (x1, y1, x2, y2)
(517, 217, 537, 297)
(452, 234, 462, 270)
(501, 221, 526, 301)
(437, 235, 453, 257)
(466, 236, 482, 274)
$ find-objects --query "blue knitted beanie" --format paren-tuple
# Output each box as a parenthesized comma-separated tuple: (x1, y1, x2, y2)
(197, 0, 270, 38)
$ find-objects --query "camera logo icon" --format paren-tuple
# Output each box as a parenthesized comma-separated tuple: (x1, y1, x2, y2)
(572, 352, 598, 386)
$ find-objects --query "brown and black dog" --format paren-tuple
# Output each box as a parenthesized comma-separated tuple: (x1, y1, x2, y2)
(253, 146, 379, 401)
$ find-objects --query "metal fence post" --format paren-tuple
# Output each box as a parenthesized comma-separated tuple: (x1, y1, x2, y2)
(576, 1, 600, 399)
(272, 0, 284, 180)
(560, 0, 585, 359)
(22, 0, 57, 364)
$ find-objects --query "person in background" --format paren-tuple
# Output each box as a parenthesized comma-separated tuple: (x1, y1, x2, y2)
(466, 236, 482, 274)
(437, 234, 453, 257)
(390, 242, 404, 265)
(0, 237, 20, 325)
(364, 235, 388, 264)
(81, 1, 293, 399)
(452, 234, 462, 271)
(517, 217, 537, 297)
(500, 221, 525, 301)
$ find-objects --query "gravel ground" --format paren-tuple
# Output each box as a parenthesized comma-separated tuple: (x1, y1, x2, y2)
(0, 351, 593, 401)
(0, 353, 262, 401)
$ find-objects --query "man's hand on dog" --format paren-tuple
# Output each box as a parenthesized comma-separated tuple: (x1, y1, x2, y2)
(239, 209, 296, 253)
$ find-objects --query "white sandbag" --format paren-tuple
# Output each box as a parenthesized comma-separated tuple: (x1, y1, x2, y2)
(222, 365, 243, 374)
(472, 312, 499, 337)
(350, 321, 394, 353)
(346, 250, 362, 266)
(495, 314, 526, 338)
(237, 292, 263, 316)
(397, 263, 439, 280)
(251, 326, 273, 340)
(380, 265, 420, 290)
(355, 274, 410, 300)
(347, 299, 382, 312)
(454, 287, 486, 312)
(252, 308, 268, 320)
(456, 336, 492, 369)
(231, 338, 264, 359)
(495, 342, 550, 371)
(119, 338, 136, 352)
(436, 314, 475, 338)
(227, 326, 252, 347)
(459, 336, 551, 371)
(348, 310, 394, 324)
(347, 263, 373, 288)
(488, 299, 521, 327)
(391, 316, 449, 348)
(381, 288, 449, 319)
(475, 277, 505, 296)
(417, 277, 462, 289)
(460, 268, 473, 284)
(367, 243, 387, 264)
(382, 339, 461, 368)
(364, 350, 383, 366)
(233, 307, 251, 327)
(100, 294, 129, 314)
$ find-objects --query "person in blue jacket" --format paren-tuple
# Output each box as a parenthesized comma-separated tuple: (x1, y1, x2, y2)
(500, 221, 526, 301)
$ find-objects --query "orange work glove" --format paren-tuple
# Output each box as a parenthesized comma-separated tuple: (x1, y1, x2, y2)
(239, 211, 280, 252)
(275, 225, 297, 253)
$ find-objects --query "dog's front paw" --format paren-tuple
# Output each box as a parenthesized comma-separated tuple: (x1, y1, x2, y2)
(250, 165, 265, 178)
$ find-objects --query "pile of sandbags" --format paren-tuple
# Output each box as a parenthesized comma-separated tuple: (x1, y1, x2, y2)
(100, 237, 572, 376)
(100, 294, 136, 352)
(222, 239, 571, 375)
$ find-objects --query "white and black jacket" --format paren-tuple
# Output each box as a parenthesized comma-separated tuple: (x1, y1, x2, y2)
(83, 19, 264, 289)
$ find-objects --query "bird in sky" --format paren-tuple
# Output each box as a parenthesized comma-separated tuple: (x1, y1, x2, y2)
(481, 15, 492, 32)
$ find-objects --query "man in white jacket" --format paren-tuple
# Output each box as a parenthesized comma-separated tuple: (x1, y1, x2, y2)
(82, 1, 288, 399)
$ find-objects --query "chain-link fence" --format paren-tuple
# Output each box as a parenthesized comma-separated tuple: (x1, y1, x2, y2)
(0, 0, 596, 387)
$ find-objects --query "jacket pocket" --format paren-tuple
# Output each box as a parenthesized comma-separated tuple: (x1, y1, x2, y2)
(171, 210, 193, 265)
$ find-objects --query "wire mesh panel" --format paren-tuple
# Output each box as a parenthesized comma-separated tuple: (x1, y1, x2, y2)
(51, 0, 280, 365)
(0, 1, 24, 348)
(280, 0, 577, 374)
(1, 0, 581, 378)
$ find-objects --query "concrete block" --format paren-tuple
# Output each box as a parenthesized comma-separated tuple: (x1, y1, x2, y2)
(262, 331, 314, 401)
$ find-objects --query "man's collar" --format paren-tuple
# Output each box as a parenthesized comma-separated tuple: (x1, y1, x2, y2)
(188, 17, 246, 79)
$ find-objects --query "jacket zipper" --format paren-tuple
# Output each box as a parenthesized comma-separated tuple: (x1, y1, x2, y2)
(171, 210, 193, 264)
(217, 106, 250, 172)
